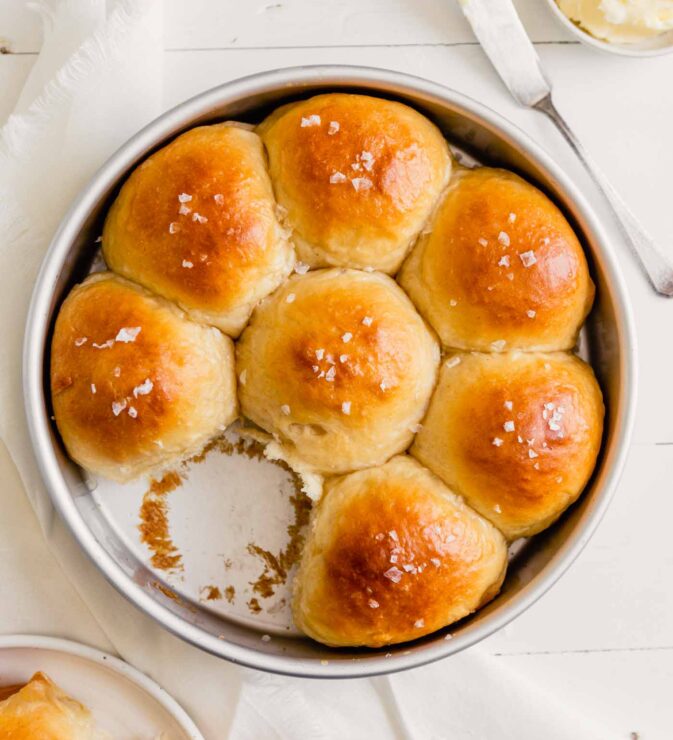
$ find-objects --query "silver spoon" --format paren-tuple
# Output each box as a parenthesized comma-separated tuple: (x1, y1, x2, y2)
(459, 0, 673, 296)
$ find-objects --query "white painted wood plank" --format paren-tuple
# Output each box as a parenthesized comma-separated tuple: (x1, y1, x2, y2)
(1, 0, 576, 54)
(398, 645, 673, 737)
(491, 649, 673, 738)
(165, 0, 577, 49)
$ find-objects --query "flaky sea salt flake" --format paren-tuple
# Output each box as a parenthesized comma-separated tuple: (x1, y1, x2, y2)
(115, 326, 141, 343)
(498, 231, 510, 247)
(133, 379, 153, 397)
(300, 114, 321, 127)
(519, 250, 537, 268)
(384, 567, 403, 583)
(112, 400, 127, 417)
(351, 177, 372, 192)
(294, 262, 310, 274)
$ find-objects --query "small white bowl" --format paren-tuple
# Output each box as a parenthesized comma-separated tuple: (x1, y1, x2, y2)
(544, 0, 673, 57)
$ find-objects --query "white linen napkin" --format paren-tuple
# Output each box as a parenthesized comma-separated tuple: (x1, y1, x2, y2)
(0, 2, 619, 738)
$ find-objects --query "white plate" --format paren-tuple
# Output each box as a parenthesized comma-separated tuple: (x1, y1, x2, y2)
(0, 635, 203, 740)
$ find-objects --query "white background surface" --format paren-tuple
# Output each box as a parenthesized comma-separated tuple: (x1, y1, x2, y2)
(1, 0, 673, 737)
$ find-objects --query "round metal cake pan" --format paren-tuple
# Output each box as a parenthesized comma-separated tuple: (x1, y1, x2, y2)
(24, 66, 637, 678)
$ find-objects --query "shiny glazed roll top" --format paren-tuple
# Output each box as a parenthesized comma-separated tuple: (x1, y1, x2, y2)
(411, 351, 604, 540)
(50, 272, 238, 482)
(258, 93, 452, 274)
(236, 268, 440, 475)
(398, 167, 595, 351)
(103, 123, 294, 336)
(293, 455, 508, 647)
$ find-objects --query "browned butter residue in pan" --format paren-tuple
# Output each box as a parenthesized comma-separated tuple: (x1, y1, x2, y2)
(200, 585, 222, 601)
(137, 431, 312, 617)
(139, 471, 184, 572)
(247, 458, 312, 602)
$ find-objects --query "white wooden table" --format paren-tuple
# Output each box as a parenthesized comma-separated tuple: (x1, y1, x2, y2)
(2, 1, 673, 736)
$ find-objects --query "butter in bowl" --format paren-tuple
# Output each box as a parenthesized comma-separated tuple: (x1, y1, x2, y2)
(547, 0, 673, 55)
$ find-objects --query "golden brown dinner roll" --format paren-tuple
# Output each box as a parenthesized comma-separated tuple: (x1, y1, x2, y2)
(236, 268, 440, 475)
(258, 93, 451, 274)
(293, 455, 507, 647)
(51, 272, 237, 482)
(412, 351, 604, 540)
(103, 123, 294, 336)
(0, 672, 103, 739)
(398, 167, 594, 351)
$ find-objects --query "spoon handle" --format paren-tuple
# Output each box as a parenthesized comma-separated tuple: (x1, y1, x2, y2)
(534, 93, 673, 297)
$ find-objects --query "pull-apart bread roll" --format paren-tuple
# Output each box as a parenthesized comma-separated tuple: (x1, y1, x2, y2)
(236, 269, 440, 475)
(293, 455, 507, 647)
(258, 93, 451, 274)
(398, 167, 594, 351)
(412, 352, 604, 540)
(51, 272, 237, 482)
(103, 123, 294, 336)
(0, 672, 104, 739)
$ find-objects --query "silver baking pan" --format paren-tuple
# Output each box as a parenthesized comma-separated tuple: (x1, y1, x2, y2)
(23, 66, 637, 678)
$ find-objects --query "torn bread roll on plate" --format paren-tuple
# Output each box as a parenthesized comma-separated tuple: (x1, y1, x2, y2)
(0, 672, 105, 739)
